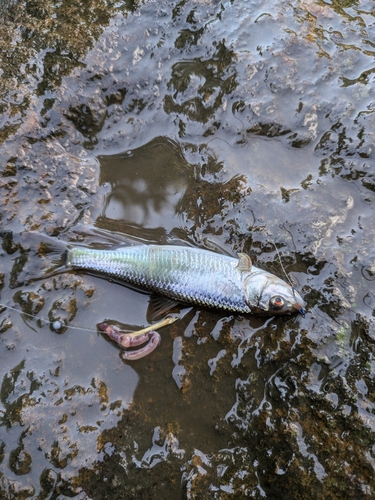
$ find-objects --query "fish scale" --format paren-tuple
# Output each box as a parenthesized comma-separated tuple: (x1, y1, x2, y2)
(67, 245, 252, 313)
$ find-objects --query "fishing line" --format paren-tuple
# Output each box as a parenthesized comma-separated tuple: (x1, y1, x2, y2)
(272, 243, 294, 287)
(0, 302, 118, 334)
(279, 223, 297, 254)
(260, 225, 296, 289)
(269, 240, 298, 300)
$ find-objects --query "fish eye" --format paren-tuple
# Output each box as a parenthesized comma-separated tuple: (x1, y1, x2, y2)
(270, 296, 285, 310)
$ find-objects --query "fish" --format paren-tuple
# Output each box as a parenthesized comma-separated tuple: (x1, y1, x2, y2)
(8, 232, 305, 360)
(66, 244, 306, 316)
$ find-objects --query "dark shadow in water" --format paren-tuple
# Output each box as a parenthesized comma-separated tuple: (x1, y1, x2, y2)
(98, 136, 249, 252)
(98, 137, 192, 239)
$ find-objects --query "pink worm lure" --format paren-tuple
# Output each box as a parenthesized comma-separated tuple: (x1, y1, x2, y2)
(97, 316, 178, 360)
(97, 323, 160, 360)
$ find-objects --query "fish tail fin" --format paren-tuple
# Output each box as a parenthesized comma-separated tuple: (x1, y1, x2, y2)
(2, 231, 69, 288)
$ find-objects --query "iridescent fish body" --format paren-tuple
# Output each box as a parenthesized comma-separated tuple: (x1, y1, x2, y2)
(66, 245, 305, 315)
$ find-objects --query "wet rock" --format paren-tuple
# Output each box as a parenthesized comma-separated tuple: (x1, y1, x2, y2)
(0, 477, 35, 500)
(48, 296, 78, 333)
(9, 447, 32, 475)
(0, 316, 12, 334)
(12, 290, 45, 317)
(0, 0, 375, 497)
(39, 468, 58, 498)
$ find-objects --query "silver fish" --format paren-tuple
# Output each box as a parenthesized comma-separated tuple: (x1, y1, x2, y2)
(66, 245, 305, 315)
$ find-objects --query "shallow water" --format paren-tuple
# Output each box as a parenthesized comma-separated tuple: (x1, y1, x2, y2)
(1, 0, 375, 498)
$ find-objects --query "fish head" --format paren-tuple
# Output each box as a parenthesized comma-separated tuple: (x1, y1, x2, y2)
(245, 273, 306, 315)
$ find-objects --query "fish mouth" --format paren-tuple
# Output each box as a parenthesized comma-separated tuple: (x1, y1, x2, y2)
(295, 303, 306, 315)
(291, 289, 306, 315)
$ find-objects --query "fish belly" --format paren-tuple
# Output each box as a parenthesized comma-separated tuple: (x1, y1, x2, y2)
(67, 245, 251, 313)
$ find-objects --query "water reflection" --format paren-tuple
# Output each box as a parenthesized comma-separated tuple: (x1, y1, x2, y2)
(98, 136, 252, 251)
(99, 137, 190, 233)
(1, 0, 375, 497)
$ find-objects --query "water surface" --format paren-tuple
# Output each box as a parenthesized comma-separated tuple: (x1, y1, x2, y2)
(0, 0, 375, 498)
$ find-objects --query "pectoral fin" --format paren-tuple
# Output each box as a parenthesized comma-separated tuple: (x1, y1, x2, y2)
(147, 294, 181, 321)
(236, 253, 252, 272)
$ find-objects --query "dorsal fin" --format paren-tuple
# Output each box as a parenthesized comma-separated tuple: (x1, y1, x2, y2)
(236, 253, 252, 272)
